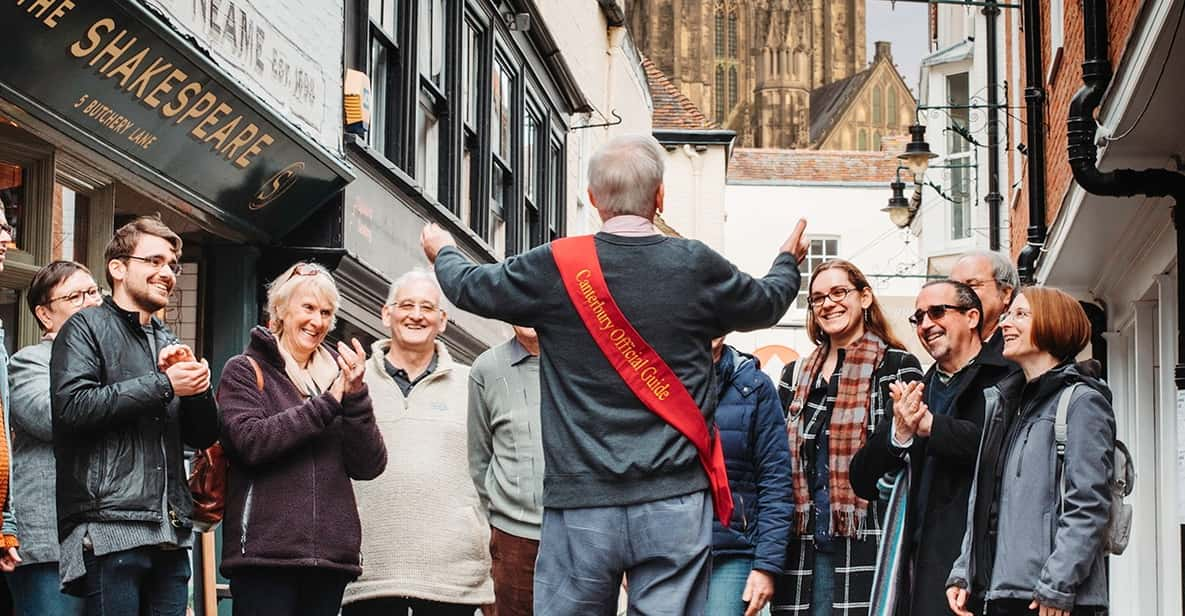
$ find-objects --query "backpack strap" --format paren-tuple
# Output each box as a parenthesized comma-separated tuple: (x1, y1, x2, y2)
(244, 356, 265, 392)
(1054, 383, 1081, 514)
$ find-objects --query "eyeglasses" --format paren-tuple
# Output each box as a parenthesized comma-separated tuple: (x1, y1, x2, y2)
(909, 304, 971, 326)
(287, 262, 323, 280)
(807, 287, 858, 309)
(45, 286, 101, 308)
(391, 301, 440, 315)
(122, 254, 182, 275)
(999, 309, 1032, 324)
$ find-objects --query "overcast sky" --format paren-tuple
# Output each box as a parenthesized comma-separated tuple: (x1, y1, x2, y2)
(866, 1, 930, 93)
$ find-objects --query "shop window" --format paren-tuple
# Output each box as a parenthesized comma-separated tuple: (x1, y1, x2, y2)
(162, 262, 200, 349)
(417, 0, 445, 88)
(795, 237, 839, 310)
(0, 163, 25, 248)
(946, 72, 972, 241)
(52, 184, 90, 262)
(489, 56, 514, 254)
(459, 17, 483, 232)
(367, 0, 403, 165)
(547, 138, 564, 242)
(520, 102, 542, 253)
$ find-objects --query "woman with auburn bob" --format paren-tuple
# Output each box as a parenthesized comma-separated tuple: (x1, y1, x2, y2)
(217, 262, 387, 616)
(947, 287, 1113, 616)
(771, 259, 923, 616)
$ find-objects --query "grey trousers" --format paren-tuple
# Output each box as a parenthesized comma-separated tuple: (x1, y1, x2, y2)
(533, 490, 713, 616)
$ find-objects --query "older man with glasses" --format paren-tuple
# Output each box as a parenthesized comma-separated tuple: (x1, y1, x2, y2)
(852, 280, 1018, 616)
(342, 269, 493, 616)
(950, 250, 1019, 346)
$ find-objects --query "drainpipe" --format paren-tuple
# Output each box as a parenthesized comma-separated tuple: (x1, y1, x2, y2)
(1016, 0, 1048, 283)
(984, 2, 1004, 251)
(1068, 0, 1185, 388)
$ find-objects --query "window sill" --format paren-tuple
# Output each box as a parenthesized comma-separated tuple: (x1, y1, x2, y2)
(1046, 46, 1063, 86)
(344, 134, 498, 263)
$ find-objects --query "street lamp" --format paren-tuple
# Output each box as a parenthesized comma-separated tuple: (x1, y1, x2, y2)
(883, 179, 913, 228)
(898, 123, 938, 180)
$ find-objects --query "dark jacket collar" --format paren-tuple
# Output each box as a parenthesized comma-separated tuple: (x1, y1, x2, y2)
(102, 295, 165, 333)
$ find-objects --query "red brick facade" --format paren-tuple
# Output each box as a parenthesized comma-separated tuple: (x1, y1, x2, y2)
(1008, 0, 1140, 260)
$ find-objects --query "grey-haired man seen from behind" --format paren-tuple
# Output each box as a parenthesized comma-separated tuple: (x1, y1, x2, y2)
(420, 133, 809, 614)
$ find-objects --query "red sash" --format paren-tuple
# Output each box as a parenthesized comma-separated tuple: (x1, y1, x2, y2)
(551, 235, 733, 526)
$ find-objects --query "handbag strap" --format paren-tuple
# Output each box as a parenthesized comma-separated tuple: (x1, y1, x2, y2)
(244, 356, 264, 391)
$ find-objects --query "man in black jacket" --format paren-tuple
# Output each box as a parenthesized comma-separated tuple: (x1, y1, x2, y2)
(851, 280, 1017, 616)
(50, 216, 219, 614)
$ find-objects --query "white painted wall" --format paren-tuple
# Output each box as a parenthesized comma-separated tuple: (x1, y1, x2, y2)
(534, 4, 654, 237)
(724, 179, 930, 380)
(145, 0, 343, 151)
(918, 6, 1009, 271)
(662, 144, 728, 251)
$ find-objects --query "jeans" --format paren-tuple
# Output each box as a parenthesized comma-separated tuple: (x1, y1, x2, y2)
(534, 490, 712, 615)
(81, 546, 190, 616)
(706, 555, 770, 616)
(811, 550, 835, 616)
(229, 567, 353, 616)
(490, 526, 539, 616)
(342, 597, 480, 615)
(7, 562, 85, 616)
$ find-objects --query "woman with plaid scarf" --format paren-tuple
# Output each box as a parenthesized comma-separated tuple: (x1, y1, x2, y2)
(771, 260, 922, 616)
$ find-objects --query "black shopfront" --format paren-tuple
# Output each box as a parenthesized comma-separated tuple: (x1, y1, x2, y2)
(1, 0, 353, 612)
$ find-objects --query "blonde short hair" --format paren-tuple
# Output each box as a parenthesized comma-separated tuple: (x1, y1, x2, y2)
(266, 262, 340, 334)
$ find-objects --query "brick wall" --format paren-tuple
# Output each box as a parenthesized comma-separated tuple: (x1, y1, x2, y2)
(1009, 0, 1140, 260)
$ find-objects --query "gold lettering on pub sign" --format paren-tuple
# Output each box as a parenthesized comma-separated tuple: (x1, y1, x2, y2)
(16, 2, 286, 171)
(574, 269, 674, 401)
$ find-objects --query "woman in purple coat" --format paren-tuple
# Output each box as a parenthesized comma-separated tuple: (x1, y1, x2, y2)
(216, 262, 388, 616)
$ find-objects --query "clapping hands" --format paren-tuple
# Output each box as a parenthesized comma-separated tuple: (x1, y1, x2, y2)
(888, 380, 932, 441)
(329, 338, 367, 402)
(158, 343, 210, 397)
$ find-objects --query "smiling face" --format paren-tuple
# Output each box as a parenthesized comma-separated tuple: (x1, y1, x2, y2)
(950, 255, 1011, 336)
(381, 277, 447, 353)
(109, 234, 178, 313)
(809, 267, 871, 344)
(1000, 293, 1040, 363)
(37, 270, 102, 334)
(915, 283, 980, 371)
(280, 283, 336, 360)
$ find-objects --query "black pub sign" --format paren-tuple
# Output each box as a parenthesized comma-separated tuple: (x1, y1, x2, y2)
(0, 0, 353, 240)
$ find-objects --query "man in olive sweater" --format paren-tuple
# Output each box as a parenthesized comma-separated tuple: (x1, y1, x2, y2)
(421, 133, 808, 614)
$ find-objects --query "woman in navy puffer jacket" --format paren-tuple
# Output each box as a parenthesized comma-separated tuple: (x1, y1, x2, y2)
(707, 339, 794, 616)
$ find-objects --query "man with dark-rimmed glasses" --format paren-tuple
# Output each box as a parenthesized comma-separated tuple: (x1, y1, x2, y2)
(852, 280, 1017, 616)
(50, 215, 219, 615)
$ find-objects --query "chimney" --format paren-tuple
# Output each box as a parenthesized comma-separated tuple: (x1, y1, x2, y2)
(874, 41, 892, 62)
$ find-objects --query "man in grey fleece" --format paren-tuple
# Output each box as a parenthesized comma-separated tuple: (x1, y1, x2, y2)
(421, 133, 809, 614)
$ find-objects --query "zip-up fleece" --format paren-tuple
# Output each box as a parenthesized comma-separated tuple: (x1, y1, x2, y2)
(217, 326, 387, 578)
(948, 362, 1114, 611)
(344, 340, 494, 605)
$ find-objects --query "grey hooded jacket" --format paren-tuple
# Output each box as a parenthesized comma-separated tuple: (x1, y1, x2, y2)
(947, 363, 1114, 611)
(8, 339, 59, 564)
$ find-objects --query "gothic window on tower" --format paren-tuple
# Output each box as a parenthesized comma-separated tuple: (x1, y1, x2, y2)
(728, 67, 738, 113)
(713, 2, 738, 126)
(872, 86, 884, 125)
(858, 129, 868, 151)
(715, 66, 726, 125)
(888, 87, 899, 127)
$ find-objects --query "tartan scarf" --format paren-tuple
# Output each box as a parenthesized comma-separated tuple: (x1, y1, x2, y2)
(786, 330, 887, 538)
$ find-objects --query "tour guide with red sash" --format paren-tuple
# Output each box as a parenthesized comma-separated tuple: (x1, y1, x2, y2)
(551, 235, 735, 526)
(422, 133, 806, 614)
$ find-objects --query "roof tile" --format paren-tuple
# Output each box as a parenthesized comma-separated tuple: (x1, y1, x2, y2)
(642, 56, 715, 130)
(729, 147, 906, 184)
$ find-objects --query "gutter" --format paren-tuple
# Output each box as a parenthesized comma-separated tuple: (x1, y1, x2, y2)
(1016, 0, 1049, 282)
(596, 0, 626, 27)
(1067, 0, 1185, 388)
